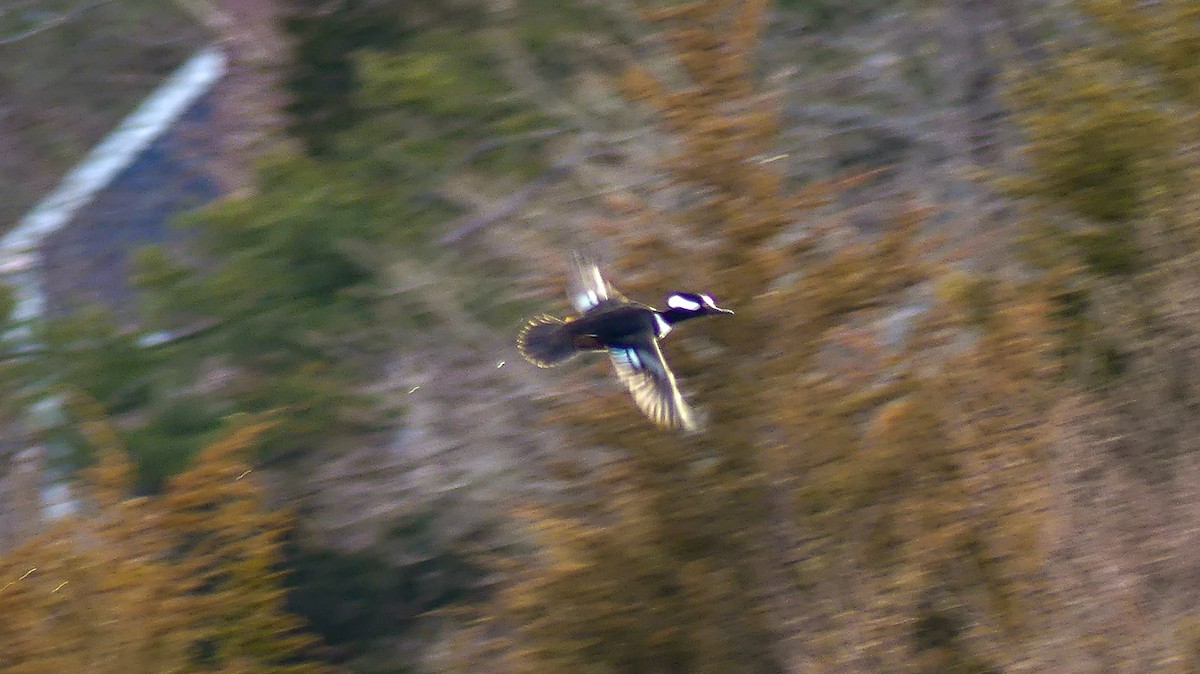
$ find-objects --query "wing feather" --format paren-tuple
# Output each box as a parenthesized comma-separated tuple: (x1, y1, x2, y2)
(608, 337, 697, 432)
(569, 252, 628, 312)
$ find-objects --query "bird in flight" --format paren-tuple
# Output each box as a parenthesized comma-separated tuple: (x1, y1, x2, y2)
(517, 253, 733, 432)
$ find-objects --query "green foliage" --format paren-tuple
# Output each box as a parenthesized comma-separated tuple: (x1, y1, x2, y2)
(286, 548, 407, 648)
(1069, 223, 1139, 276)
(124, 394, 226, 493)
(1074, 0, 1200, 107)
(345, 43, 554, 182)
(356, 46, 505, 117)
(777, 0, 897, 30)
(281, 0, 415, 155)
(285, 532, 481, 667)
(6, 23, 544, 673)
(1005, 0, 1200, 388)
(0, 285, 14, 324)
(283, 0, 551, 174)
(1009, 55, 1172, 225)
(127, 159, 389, 466)
(18, 0, 548, 500)
(515, 0, 617, 80)
(29, 151, 399, 482)
(937, 270, 996, 327)
(40, 308, 155, 412)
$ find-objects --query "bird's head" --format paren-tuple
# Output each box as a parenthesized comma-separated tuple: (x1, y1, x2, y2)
(664, 291, 735, 319)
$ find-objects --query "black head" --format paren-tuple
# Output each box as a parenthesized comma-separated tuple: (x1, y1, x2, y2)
(661, 291, 734, 324)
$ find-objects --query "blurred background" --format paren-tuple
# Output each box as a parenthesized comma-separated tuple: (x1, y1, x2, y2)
(1, 0, 1199, 672)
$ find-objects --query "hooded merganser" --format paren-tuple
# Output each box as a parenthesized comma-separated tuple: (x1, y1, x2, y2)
(517, 253, 733, 432)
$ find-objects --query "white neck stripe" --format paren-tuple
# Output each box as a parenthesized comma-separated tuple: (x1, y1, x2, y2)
(653, 313, 672, 338)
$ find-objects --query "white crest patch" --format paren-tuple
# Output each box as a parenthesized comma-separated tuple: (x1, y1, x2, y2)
(701, 294, 717, 308)
(667, 294, 701, 311)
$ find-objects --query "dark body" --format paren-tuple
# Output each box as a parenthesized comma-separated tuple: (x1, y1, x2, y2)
(566, 301, 661, 351)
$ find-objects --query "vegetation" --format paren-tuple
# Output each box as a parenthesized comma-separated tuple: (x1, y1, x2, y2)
(8, 2, 543, 665)
(449, 0, 1200, 670)
(4, 0, 1200, 672)
(1008, 0, 1200, 432)
(445, 2, 1056, 671)
(0, 416, 335, 672)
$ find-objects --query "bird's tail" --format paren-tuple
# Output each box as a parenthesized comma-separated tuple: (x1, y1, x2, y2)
(517, 315, 576, 367)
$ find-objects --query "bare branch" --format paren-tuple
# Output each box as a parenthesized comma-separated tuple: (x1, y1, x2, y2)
(437, 148, 594, 245)
(432, 127, 569, 184)
(782, 102, 941, 148)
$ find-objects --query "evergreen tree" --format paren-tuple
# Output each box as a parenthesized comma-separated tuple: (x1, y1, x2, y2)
(1006, 0, 1199, 393)
(0, 416, 336, 673)
(162, 421, 333, 673)
(456, 2, 1060, 671)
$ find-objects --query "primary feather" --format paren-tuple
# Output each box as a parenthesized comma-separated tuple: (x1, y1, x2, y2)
(608, 337, 697, 432)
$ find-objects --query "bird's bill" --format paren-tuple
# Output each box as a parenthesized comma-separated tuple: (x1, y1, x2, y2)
(698, 293, 734, 315)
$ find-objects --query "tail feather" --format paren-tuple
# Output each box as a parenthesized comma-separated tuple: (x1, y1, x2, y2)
(517, 315, 576, 367)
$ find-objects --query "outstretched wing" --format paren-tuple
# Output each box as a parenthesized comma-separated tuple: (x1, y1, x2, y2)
(568, 252, 628, 313)
(608, 335, 697, 432)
